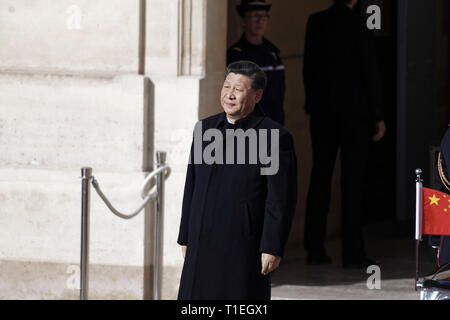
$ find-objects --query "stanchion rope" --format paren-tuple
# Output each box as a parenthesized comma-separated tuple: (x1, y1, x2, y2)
(90, 165, 171, 219)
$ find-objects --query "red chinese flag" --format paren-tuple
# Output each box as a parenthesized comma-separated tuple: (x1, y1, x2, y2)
(422, 187, 450, 235)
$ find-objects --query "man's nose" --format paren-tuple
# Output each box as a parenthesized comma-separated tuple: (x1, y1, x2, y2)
(227, 90, 236, 99)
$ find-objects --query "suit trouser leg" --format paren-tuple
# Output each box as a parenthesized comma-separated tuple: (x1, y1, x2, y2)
(304, 116, 340, 255)
(340, 117, 370, 262)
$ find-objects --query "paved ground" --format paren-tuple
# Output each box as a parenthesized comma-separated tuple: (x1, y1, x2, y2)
(271, 221, 437, 300)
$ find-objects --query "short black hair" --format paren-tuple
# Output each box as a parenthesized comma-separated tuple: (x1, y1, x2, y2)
(225, 60, 267, 91)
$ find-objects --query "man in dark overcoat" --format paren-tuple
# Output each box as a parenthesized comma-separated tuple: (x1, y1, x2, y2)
(302, 0, 386, 267)
(429, 126, 450, 266)
(177, 60, 298, 300)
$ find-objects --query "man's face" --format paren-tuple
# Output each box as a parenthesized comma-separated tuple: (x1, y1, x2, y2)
(220, 72, 262, 119)
(242, 9, 269, 38)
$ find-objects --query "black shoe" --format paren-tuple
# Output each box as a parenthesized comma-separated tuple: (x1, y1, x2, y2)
(343, 256, 380, 269)
(306, 253, 332, 265)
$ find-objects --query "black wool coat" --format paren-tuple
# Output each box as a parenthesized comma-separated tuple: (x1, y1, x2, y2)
(429, 127, 450, 266)
(177, 108, 298, 300)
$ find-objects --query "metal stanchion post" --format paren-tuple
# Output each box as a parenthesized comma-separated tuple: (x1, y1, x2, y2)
(79, 152, 169, 300)
(80, 167, 92, 300)
(415, 168, 423, 291)
(154, 151, 166, 300)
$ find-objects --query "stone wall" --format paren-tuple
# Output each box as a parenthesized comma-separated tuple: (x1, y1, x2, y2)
(0, 0, 227, 299)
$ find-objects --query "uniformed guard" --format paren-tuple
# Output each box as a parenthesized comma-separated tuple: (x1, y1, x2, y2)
(429, 125, 450, 267)
(227, 0, 286, 126)
(302, 0, 386, 268)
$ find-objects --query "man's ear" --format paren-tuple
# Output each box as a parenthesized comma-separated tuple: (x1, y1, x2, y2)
(254, 89, 263, 104)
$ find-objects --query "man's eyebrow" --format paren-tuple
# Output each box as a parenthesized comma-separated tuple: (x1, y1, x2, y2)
(223, 81, 247, 89)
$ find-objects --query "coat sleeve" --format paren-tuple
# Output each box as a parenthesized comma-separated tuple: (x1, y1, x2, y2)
(361, 27, 384, 122)
(303, 15, 318, 115)
(434, 129, 450, 195)
(429, 128, 450, 248)
(177, 141, 195, 246)
(259, 132, 298, 258)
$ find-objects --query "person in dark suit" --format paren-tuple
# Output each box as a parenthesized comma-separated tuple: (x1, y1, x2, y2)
(227, 0, 286, 125)
(177, 60, 298, 299)
(429, 126, 450, 267)
(302, 0, 386, 268)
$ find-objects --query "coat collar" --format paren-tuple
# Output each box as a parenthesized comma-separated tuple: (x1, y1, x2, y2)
(214, 104, 266, 130)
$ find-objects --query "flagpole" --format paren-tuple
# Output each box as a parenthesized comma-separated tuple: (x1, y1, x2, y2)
(415, 168, 423, 291)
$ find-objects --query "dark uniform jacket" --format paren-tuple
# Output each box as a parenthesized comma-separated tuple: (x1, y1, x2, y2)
(227, 35, 286, 125)
(177, 107, 297, 300)
(303, 4, 383, 122)
(429, 127, 450, 266)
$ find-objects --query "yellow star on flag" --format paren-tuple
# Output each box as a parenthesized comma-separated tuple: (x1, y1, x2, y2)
(429, 194, 440, 206)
